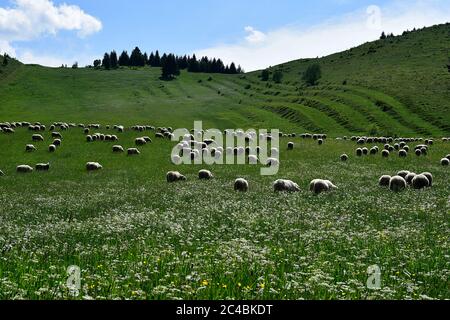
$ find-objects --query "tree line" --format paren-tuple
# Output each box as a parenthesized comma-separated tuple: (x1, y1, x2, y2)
(94, 47, 243, 77)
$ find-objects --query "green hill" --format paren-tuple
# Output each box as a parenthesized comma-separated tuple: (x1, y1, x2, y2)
(1, 23, 449, 136)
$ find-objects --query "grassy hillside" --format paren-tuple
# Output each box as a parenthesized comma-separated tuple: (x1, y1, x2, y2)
(0, 24, 449, 136)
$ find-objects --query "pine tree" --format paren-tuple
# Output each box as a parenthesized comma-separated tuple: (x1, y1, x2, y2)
(2, 54, 8, 66)
(380, 31, 387, 40)
(149, 52, 155, 66)
(102, 53, 111, 70)
(302, 63, 321, 86)
(130, 47, 145, 67)
(143, 52, 149, 66)
(272, 70, 283, 83)
(188, 54, 199, 72)
(261, 69, 269, 81)
(161, 54, 180, 80)
(229, 62, 237, 74)
(118, 51, 130, 66)
(93, 59, 101, 69)
(110, 51, 118, 69)
(154, 50, 161, 67)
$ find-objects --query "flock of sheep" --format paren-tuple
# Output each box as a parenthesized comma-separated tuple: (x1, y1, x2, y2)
(0, 122, 449, 194)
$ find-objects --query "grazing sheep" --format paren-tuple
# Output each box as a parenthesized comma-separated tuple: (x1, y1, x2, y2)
(84, 128, 90, 134)
(381, 150, 390, 158)
(127, 148, 140, 156)
(112, 145, 124, 153)
(318, 139, 324, 145)
(412, 174, 430, 190)
(405, 172, 417, 185)
(155, 133, 164, 139)
(248, 155, 258, 164)
(441, 158, 449, 166)
(421, 172, 433, 186)
(135, 138, 147, 146)
(26, 144, 36, 152)
(273, 179, 300, 192)
(16, 165, 33, 173)
(86, 135, 93, 142)
(399, 150, 407, 158)
(446, 154, 450, 160)
(35, 163, 50, 171)
(198, 169, 213, 180)
(166, 171, 186, 182)
(86, 162, 102, 171)
(32, 134, 44, 142)
(53, 139, 61, 146)
(234, 178, 249, 192)
(309, 179, 337, 194)
(356, 148, 363, 157)
(397, 170, 410, 179)
(369, 147, 378, 155)
(389, 176, 407, 192)
(142, 136, 152, 143)
(266, 158, 279, 167)
(362, 147, 368, 155)
(340, 154, 349, 161)
(415, 149, 422, 156)
(51, 132, 62, 139)
(0, 170, 4, 176)
(379, 175, 392, 187)
(48, 144, 57, 152)
(287, 142, 294, 150)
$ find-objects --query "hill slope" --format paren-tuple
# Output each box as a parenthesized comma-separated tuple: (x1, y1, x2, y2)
(0, 23, 449, 136)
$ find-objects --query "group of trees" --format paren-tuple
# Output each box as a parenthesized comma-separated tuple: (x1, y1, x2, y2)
(94, 47, 243, 79)
(2, 54, 9, 66)
(260, 63, 321, 86)
(379, 31, 395, 40)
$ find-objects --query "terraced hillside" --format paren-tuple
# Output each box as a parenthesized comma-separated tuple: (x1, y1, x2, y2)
(0, 23, 449, 136)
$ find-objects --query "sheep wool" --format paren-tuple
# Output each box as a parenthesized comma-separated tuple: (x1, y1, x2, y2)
(234, 178, 249, 192)
(273, 179, 300, 192)
(389, 176, 406, 192)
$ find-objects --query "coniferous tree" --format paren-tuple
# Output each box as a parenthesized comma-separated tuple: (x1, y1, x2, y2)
(143, 52, 149, 66)
(272, 70, 283, 83)
(102, 53, 111, 70)
(380, 31, 387, 39)
(110, 51, 118, 69)
(130, 47, 145, 67)
(161, 54, 180, 80)
(261, 69, 269, 81)
(154, 50, 161, 67)
(302, 63, 322, 86)
(93, 59, 101, 69)
(229, 62, 237, 74)
(118, 51, 130, 66)
(188, 54, 199, 72)
(148, 52, 155, 66)
(2, 54, 8, 66)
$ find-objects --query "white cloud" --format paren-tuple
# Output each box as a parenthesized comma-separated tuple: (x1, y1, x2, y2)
(195, 1, 450, 71)
(0, 0, 102, 41)
(18, 50, 97, 67)
(0, 0, 102, 65)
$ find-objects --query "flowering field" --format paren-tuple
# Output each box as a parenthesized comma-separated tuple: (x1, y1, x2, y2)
(0, 128, 448, 300)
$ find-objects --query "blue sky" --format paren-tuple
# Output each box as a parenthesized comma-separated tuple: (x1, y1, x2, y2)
(1, 0, 449, 70)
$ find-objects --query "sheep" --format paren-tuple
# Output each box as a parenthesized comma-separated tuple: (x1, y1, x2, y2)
(35, 163, 50, 171)
(142, 136, 152, 143)
(53, 139, 61, 146)
(16, 165, 33, 173)
(318, 139, 324, 145)
(356, 148, 363, 157)
(309, 179, 338, 194)
(399, 150, 407, 158)
(199, 169, 213, 180)
(84, 128, 90, 134)
(48, 144, 57, 152)
(362, 147, 369, 155)
(415, 149, 422, 156)
(166, 171, 186, 182)
(397, 170, 410, 179)
(381, 150, 390, 158)
(86, 162, 102, 171)
(389, 176, 407, 192)
(234, 178, 249, 192)
(127, 148, 140, 156)
(369, 147, 378, 155)
(421, 172, 433, 186)
(25, 144, 36, 152)
(155, 133, 164, 139)
(51, 132, 62, 139)
(266, 158, 279, 167)
(273, 179, 300, 192)
(0, 170, 4, 176)
(86, 135, 93, 142)
(287, 142, 294, 150)
(379, 175, 392, 187)
(412, 174, 430, 190)
(135, 138, 147, 146)
(112, 145, 124, 153)
(248, 155, 258, 165)
(340, 154, 349, 162)
(405, 172, 417, 185)
(441, 158, 450, 166)
(32, 134, 44, 142)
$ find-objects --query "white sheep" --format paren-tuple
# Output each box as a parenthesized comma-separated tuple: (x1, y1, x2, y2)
(397, 170, 410, 179)
(135, 138, 147, 146)
(16, 165, 33, 173)
(127, 148, 140, 156)
(166, 171, 186, 182)
(412, 174, 430, 190)
(441, 158, 449, 166)
(389, 176, 406, 192)
(0, 170, 4, 176)
(287, 142, 294, 150)
(35, 163, 50, 171)
(32, 134, 44, 142)
(112, 145, 124, 153)
(340, 154, 348, 161)
(26, 144, 36, 152)
(421, 172, 433, 186)
(86, 162, 102, 171)
(234, 178, 249, 192)
(199, 169, 213, 180)
(273, 179, 300, 192)
(381, 150, 390, 158)
(309, 179, 337, 194)
(48, 144, 57, 152)
(379, 175, 391, 187)
(405, 172, 417, 185)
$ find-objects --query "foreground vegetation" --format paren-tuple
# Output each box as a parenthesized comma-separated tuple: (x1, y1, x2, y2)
(0, 127, 448, 300)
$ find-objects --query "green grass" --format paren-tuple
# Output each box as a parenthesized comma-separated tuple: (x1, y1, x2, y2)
(0, 127, 448, 300)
